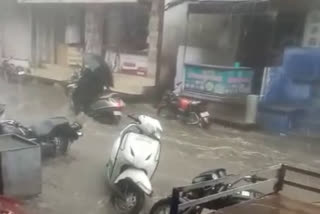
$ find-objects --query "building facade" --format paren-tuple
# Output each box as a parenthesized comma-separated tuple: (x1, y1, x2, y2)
(0, 0, 164, 82)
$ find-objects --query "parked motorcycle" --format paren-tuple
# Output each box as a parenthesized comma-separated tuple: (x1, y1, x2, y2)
(0, 115, 83, 156)
(150, 169, 264, 214)
(157, 82, 211, 128)
(66, 54, 125, 124)
(105, 115, 163, 214)
(0, 58, 30, 82)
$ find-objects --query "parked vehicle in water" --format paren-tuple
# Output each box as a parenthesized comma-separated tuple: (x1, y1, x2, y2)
(157, 82, 211, 128)
(150, 164, 320, 214)
(105, 115, 163, 214)
(149, 168, 263, 214)
(0, 196, 29, 214)
(0, 110, 82, 156)
(0, 58, 30, 82)
(66, 54, 125, 124)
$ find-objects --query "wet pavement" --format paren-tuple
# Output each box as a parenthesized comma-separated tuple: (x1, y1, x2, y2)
(0, 79, 319, 214)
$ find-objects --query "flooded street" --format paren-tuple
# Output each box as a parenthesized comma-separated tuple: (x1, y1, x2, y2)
(0, 79, 319, 214)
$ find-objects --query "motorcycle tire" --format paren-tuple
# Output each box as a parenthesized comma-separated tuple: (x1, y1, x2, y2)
(111, 180, 145, 214)
(51, 137, 70, 155)
(40, 142, 57, 159)
(185, 112, 200, 125)
(150, 197, 200, 214)
(199, 117, 210, 129)
(58, 137, 70, 155)
(149, 197, 171, 214)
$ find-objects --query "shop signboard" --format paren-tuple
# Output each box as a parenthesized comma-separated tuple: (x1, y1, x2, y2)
(184, 63, 253, 96)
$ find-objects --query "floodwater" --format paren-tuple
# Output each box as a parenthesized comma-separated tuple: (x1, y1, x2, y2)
(0, 79, 319, 214)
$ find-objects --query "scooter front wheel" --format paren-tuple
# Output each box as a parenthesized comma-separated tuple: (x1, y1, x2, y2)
(112, 180, 145, 214)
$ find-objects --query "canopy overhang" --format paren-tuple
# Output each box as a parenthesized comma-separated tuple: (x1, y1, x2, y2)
(187, 0, 270, 15)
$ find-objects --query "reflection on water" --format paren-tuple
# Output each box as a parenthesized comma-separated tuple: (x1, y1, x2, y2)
(0, 79, 72, 124)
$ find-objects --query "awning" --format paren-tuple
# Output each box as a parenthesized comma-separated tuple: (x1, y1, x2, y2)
(18, 0, 137, 3)
(165, 0, 270, 14)
(187, 0, 270, 14)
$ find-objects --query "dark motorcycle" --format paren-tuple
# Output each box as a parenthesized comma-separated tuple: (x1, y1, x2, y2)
(67, 54, 125, 125)
(150, 168, 263, 214)
(157, 83, 210, 128)
(0, 117, 82, 157)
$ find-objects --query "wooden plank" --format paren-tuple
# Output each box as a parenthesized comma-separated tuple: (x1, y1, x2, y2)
(219, 195, 320, 214)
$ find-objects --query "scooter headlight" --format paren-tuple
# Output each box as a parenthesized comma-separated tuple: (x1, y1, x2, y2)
(154, 132, 161, 140)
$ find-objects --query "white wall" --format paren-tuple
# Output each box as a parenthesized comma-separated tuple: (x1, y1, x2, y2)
(0, 0, 31, 60)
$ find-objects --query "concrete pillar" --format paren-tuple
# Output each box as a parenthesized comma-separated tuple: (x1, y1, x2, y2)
(148, 0, 164, 80)
(105, 7, 124, 47)
(34, 14, 41, 67)
(0, 8, 3, 59)
(65, 8, 81, 45)
(85, 5, 104, 55)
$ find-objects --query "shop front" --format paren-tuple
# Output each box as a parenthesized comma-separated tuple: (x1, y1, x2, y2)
(17, 0, 164, 95)
(172, 0, 269, 124)
(168, 0, 320, 130)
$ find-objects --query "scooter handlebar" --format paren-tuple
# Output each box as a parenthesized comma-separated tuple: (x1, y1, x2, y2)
(128, 114, 139, 123)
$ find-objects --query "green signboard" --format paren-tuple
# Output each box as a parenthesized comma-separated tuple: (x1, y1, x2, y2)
(184, 64, 253, 96)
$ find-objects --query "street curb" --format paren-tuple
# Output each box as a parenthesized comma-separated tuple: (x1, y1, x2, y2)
(20, 74, 157, 103)
(23, 73, 66, 87)
(115, 86, 158, 103)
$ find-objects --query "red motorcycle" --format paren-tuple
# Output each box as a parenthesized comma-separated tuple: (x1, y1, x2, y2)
(157, 83, 211, 128)
(0, 196, 29, 214)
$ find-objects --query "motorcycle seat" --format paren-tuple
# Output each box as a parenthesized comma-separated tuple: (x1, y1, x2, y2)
(192, 168, 227, 183)
(190, 101, 202, 106)
(199, 168, 226, 176)
(31, 117, 69, 137)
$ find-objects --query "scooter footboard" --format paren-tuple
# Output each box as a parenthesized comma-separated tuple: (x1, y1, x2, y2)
(115, 168, 152, 195)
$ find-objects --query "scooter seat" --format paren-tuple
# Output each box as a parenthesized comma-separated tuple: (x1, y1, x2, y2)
(98, 93, 118, 100)
(31, 117, 69, 137)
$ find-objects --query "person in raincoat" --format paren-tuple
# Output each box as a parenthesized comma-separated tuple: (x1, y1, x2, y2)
(72, 54, 114, 114)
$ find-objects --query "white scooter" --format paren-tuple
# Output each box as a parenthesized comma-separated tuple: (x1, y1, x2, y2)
(105, 115, 163, 214)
